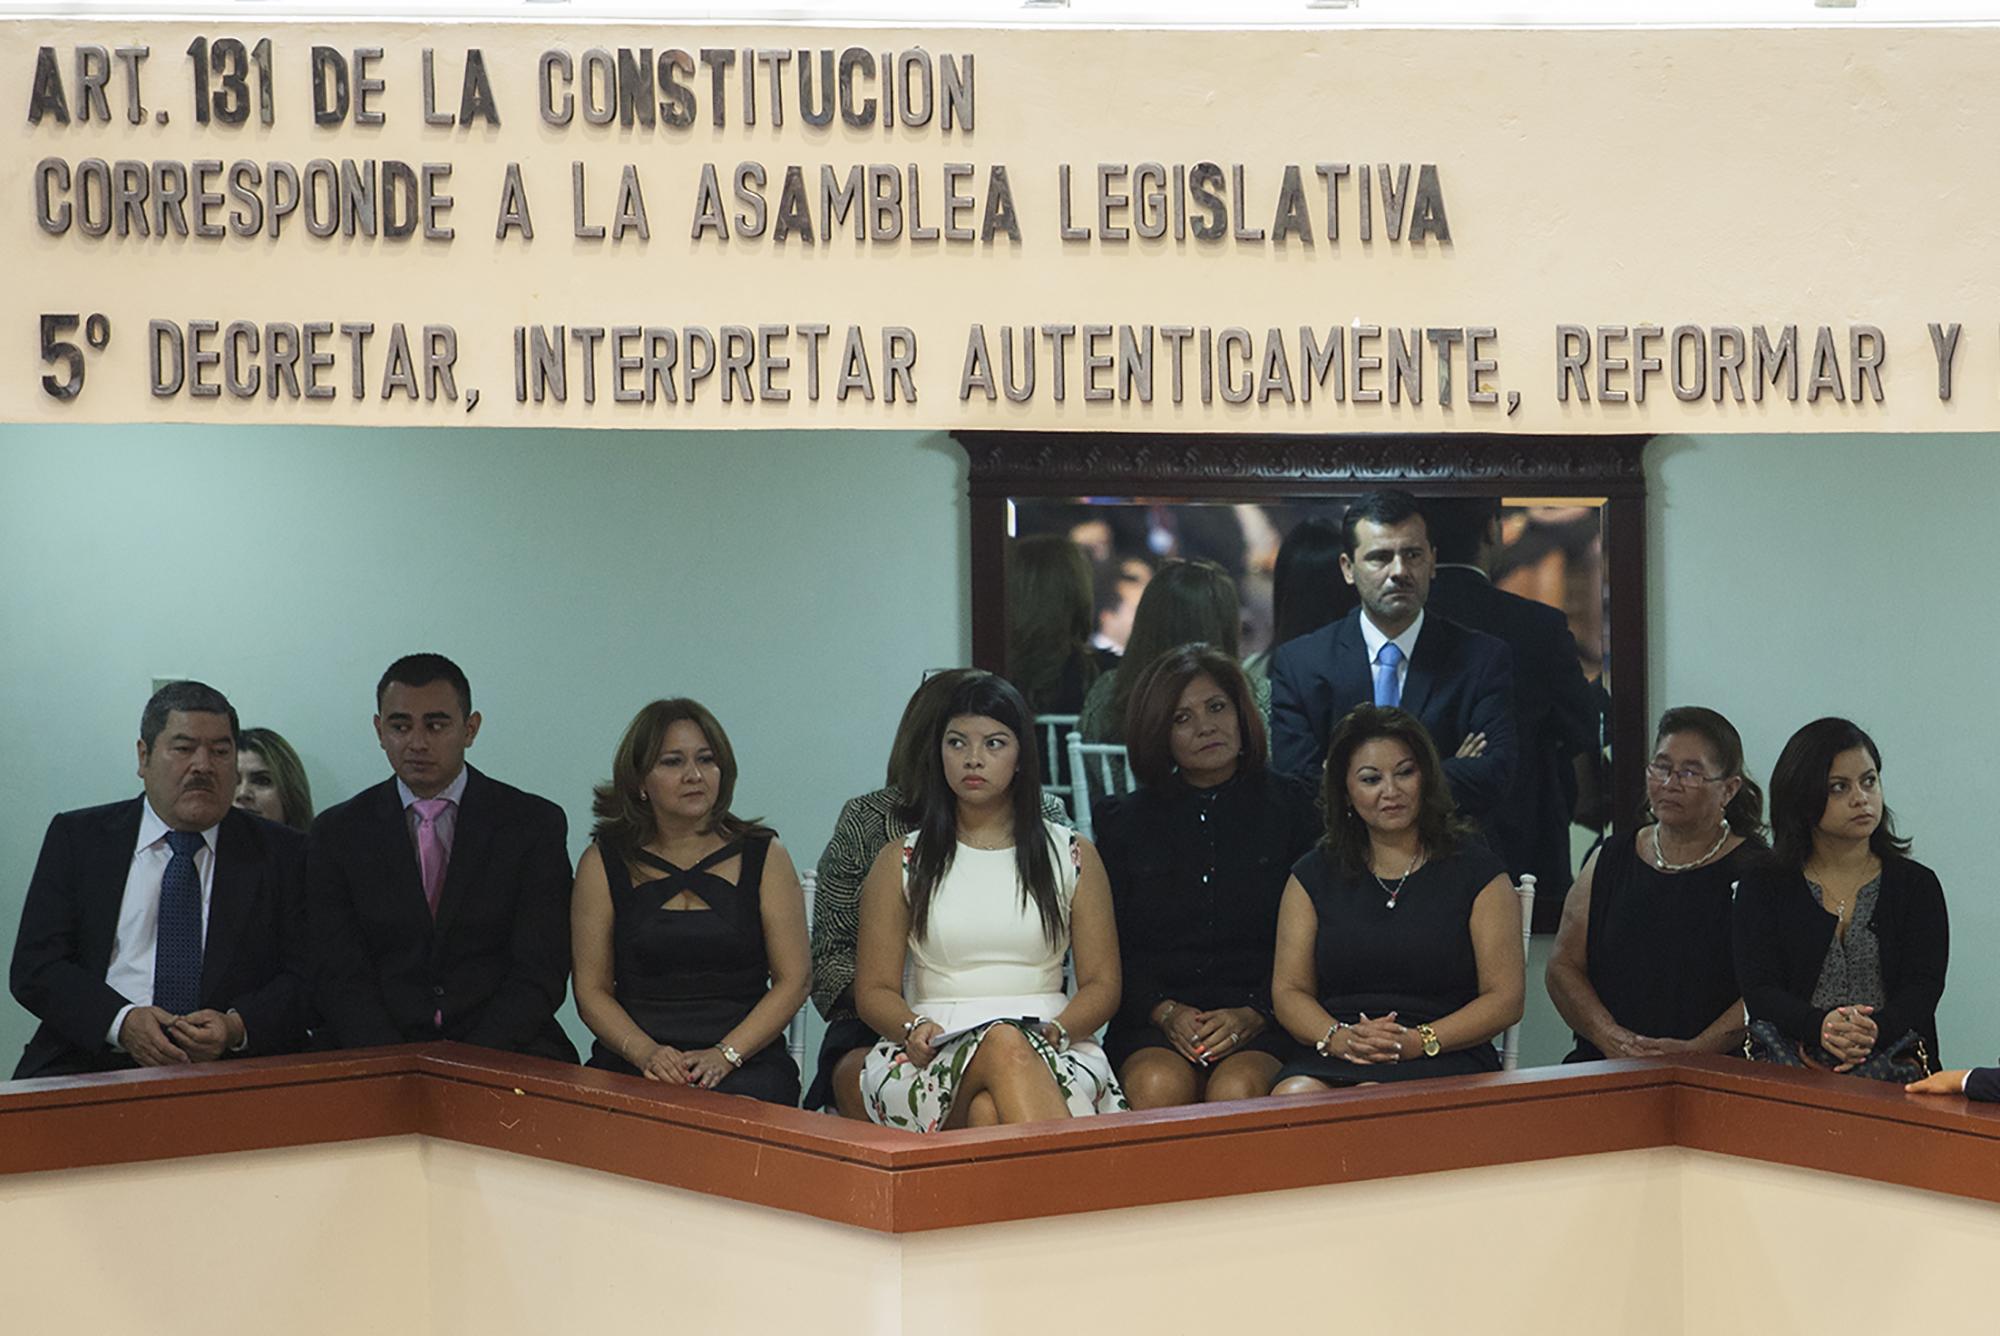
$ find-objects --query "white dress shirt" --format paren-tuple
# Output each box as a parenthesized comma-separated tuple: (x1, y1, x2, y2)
(1358, 607, 1425, 701)
(105, 798, 220, 1046)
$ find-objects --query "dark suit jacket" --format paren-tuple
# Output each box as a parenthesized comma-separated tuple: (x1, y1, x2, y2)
(10, 799, 309, 1080)
(308, 766, 577, 1062)
(1733, 857, 1948, 1067)
(1968, 1068, 2000, 1102)
(1427, 566, 1598, 916)
(1268, 607, 1517, 818)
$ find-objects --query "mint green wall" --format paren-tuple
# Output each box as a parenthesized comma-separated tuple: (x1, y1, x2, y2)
(1510, 432, 1994, 1070)
(3, 426, 1993, 1077)
(0, 425, 969, 1070)
(1642, 432, 1994, 1070)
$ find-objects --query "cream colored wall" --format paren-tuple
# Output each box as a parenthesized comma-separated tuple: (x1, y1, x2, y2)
(0, 1137, 429, 1336)
(420, 1141, 903, 1336)
(5, 1136, 1998, 1334)
(8, 21, 2000, 433)
(1679, 1150, 2000, 1335)
(903, 1149, 1687, 1336)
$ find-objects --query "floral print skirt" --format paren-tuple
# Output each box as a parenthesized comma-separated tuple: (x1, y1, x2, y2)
(860, 1019, 1128, 1132)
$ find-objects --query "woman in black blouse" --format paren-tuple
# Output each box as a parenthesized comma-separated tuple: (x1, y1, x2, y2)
(1546, 706, 1764, 1062)
(1734, 718, 1947, 1080)
(1094, 645, 1318, 1107)
(1271, 706, 1523, 1090)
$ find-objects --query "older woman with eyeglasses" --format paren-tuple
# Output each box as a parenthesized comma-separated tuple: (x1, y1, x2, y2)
(1546, 707, 1767, 1062)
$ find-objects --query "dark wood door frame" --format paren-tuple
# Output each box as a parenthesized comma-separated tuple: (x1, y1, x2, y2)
(954, 431, 1652, 837)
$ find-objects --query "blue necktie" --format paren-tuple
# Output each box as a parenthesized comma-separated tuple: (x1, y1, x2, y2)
(153, 830, 205, 1016)
(1373, 641, 1404, 708)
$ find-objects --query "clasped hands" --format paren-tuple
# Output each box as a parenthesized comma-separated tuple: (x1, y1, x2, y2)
(1819, 1005, 1878, 1071)
(1156, 1002, 1265, 1066)
(636, 1042, 739, 1088)
(118, 1006, 242, 1065)
(1326, 1011, 1412, 1064)
(1598, 1026, 1698, 1059)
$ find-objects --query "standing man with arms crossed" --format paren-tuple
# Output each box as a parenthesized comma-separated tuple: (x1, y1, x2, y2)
(1268, 490, 1518, 828)
(310, 654, 577, 1061)
(1423, 497, 1601, 926)
(11, 681, 309, 1078)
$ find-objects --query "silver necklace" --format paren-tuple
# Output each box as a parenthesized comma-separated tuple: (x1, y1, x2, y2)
(1651, 823, 1728, 873)
(1373, 849, 1426, 908)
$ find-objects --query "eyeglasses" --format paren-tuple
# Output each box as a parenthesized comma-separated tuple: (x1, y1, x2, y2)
(1645, 761, 1726, 788)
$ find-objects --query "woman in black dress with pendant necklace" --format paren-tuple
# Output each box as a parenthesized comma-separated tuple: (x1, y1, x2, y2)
(571, 698, 809, 1105)
(1270, 706, 1523, 1090)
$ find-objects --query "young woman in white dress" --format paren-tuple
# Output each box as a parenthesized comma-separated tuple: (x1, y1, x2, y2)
(854, 673, 1127, 1131)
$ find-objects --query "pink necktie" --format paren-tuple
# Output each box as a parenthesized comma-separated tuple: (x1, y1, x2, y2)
(414, 797, 452, 916)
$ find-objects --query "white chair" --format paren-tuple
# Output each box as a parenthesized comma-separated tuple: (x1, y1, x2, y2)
(1065, 734, 1134, 840)
(1036, 713, 1081, 811)
(784, 867, 818, 1074)
(1499, 874, 1537, 1071)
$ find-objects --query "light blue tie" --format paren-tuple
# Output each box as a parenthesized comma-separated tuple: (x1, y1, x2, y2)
(1373, 642, 1404, 709)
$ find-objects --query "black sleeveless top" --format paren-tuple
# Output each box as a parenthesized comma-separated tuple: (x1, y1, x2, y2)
(1297, 842, 1505, 1026)
(585, 834, 800, 1105)
(1565, 833, 1757, 1062)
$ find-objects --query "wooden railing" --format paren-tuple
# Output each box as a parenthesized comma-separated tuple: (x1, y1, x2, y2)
(6, 1046, 1998, 1233)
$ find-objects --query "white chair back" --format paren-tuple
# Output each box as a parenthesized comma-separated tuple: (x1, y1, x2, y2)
(1036, 713, 1081, 810)
(1500, 874, 1537, 1071)
(784, 868, 818, 1074)
(1065, 735, 1134, 839)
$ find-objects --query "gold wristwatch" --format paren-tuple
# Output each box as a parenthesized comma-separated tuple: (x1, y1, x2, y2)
(1416, 1024, 1441, 1058)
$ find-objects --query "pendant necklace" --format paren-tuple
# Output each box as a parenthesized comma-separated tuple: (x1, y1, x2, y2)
(1651, 823, 1728, 873)
(1374, 849, 1426, 909)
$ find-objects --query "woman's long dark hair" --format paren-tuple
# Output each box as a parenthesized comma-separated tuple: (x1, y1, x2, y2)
(1767, 716, 1911, 870)
(904, 673, 1065, 947)
(1318, 706, 1474, 875)
(1099, 559, 1241, 742)
(1007, 536, 1097, 714)
(1269, 516, 1352, 648)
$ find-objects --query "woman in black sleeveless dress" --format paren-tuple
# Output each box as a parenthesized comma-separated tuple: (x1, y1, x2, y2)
(572, 699, 809, 1105)
(1271, 707, 1524, 1090)
(1548, 707, 1765, 1062)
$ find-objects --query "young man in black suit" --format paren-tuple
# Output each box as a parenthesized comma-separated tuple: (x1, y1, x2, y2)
(1268, 491, 1517, 821)
(10, 681, 309, 1079)
(1424, 498, 1601, 926)
(308, 654, 577, 1062)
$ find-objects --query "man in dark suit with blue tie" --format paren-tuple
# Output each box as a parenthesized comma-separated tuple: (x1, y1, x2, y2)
(10, 681, 309, 1080)
(1269, 491, 1517, 823)
(308, 654, 576, 1062)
